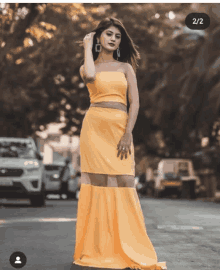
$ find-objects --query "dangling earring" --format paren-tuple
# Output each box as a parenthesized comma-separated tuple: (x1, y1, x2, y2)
(95, 42, 101, 52)
(117, 47, 120, 58)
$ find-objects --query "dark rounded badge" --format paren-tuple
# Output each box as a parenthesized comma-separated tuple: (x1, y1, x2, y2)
(9, 251, 27, 268)
(185, 13, 210, 30)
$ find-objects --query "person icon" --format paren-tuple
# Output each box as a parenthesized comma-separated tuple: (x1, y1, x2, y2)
(10, 251, 27, 268)
(14, 256, 22, 264)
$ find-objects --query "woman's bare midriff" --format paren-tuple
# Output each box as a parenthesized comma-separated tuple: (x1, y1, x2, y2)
(90, 101, 127, 113)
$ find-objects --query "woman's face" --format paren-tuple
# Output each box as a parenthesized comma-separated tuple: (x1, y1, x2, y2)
(99, 26, 122, 52)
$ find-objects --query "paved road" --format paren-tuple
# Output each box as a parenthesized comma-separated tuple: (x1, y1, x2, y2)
(0, 196, 219, 270)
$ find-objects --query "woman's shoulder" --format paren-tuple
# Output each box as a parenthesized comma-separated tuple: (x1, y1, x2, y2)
(122, 62, 135, 78)
(123, 62, 134, 72)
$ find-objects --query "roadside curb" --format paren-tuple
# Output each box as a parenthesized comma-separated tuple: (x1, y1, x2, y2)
(196, 197, 220, 203)
(139, 195, 220, 203)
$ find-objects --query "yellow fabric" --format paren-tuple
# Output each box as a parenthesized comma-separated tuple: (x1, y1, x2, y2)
(73, 184, 167, 270)
(86, 72, 128, 106)
(80, 106, 135, 176)
(73, 71, 167, 270)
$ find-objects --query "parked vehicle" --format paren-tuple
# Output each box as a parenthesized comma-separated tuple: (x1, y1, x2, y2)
(154, 158, 204, 199)
(43, 163, 62, 195)
(43, 162, 78, 199)
(0, 137, 45, 207)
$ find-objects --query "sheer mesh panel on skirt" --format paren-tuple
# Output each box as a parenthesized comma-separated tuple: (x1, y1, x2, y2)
(73, 106, 167, 270)
(80, 172, 136, 187)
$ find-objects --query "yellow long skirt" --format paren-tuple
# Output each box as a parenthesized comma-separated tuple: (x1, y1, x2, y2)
(73, 107, 167, 270)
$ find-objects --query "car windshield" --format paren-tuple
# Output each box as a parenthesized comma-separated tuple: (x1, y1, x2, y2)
(178, 170, 189, 176)
(0, 141, 36, 159)
(178, 162, 189, 176)
(164, 172, 177, 179)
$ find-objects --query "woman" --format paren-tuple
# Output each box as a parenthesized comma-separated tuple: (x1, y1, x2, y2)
(73, 17, 167, 270)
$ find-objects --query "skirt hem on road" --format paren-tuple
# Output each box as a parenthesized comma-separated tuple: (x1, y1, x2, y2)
(73, 184, 167, 270)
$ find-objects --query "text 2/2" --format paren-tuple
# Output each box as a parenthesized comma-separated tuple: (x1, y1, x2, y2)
(192, 18, 203, 25)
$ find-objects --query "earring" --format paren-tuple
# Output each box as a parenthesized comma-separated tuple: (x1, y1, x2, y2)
(117, 47, 120, 58)
(95, 43, 101, 52)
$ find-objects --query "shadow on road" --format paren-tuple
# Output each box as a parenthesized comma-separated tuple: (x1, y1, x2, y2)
(69, 264, 130, 270)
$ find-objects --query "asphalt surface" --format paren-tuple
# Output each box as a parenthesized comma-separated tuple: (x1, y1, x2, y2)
(0, 195, 220, 270)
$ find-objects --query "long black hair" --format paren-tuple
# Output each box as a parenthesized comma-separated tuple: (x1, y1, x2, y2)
(78, 17, 141, 73)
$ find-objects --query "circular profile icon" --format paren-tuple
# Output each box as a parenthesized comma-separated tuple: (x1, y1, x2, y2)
(9, 252, 27, 268)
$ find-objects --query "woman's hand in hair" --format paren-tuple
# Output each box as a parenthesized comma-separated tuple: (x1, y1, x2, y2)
(83, 32, 96, 50)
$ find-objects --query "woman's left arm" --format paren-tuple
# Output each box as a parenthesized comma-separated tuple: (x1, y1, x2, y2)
(117, 63, 139, 159)
(124, 63, 140, 134)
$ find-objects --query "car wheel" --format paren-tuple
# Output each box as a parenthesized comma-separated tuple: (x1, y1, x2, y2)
(70, 192, 76, 200)
(30, 193, 45, 207)
(30, 184, 46, 207)
(67, 192, 75, 200)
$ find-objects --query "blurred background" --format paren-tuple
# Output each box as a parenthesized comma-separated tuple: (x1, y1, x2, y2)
(1, 3, 220, 199)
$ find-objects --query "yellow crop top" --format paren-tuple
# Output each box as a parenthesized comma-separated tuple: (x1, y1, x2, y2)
(86, 71, 128, 106)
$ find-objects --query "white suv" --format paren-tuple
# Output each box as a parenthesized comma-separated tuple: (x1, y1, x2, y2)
(0, 137, 45, 207)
